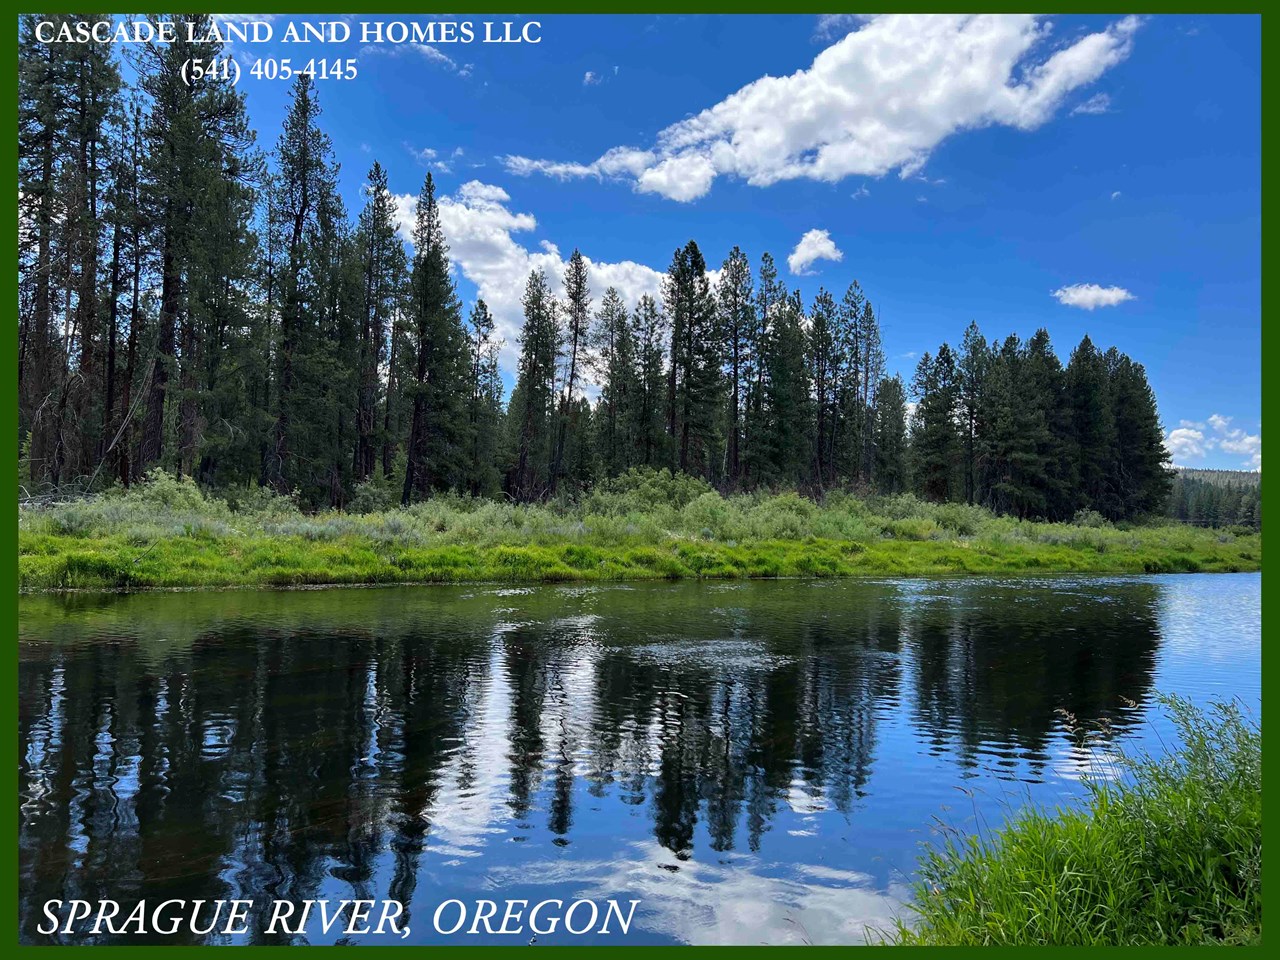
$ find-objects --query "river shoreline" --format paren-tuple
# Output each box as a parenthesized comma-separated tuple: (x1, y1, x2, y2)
(19, 530, 1260, 593)
(20, 474, 1260, 594)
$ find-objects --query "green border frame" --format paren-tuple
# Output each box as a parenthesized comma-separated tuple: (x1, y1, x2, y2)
(6, 5, 1267, 954)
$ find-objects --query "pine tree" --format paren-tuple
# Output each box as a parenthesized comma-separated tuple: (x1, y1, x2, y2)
(508, 269, 560, 500)
(308, 185, 362, 505)
(18, 15, 69, 487)
(593, 287, 638, 476)
(632, 294, 668, 468)
(98, 121, 129, 481)
(18, 15, 124, 487)
(354, 161, 406, 482)
(852, 297, 885, 482)
(551, 250, 591, 496)
(872, 375, 909, 493)
(402, 172, 467, 504)
(464, 300, 503, 496)
(717, 246, 754, 488)
(1065, 335, 1118, 518)
(834, 281, 865, 483)
(761, 290, 811, 486)
(1107, 351, 1173, 518)
(1024, 329, 1075, 519)
(957, 321, 990, 505)
(62, 17, 122, 479)
(664, 241, 722, 479)
(745, 252, 785, 486)
(116, 100, 148, 487)
(980, 335, 1046, 517)
(124, 15, 257, 487)
(911, 344, 960, 502)
(807, 288, 841, 488)
(264, 73, 340, 497)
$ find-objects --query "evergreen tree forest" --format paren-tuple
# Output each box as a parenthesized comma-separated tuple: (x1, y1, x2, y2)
(18, 16, 1174, 523)
(1165, 471, 1261, 529)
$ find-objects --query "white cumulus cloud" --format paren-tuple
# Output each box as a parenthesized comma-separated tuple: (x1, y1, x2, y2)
(787, 229, 843, 276)
(1166, 427, 1207, 461)
(504, 14, 1141, 202)
(1166, 413, 1261, 470)
(1210, 414, 1262, 469)
(1051, 283, 1136, 310)
(392, 181, 666, 377)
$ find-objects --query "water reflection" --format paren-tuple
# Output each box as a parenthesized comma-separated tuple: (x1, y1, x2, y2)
(18, 574, 1260, 944)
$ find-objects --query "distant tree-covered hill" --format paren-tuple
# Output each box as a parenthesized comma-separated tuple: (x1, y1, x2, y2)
(1167, 469, 1261, 528)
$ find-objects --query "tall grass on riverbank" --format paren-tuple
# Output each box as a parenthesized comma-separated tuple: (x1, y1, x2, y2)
(19, 468, 1261, 591)
(894, 696, 1262, 946)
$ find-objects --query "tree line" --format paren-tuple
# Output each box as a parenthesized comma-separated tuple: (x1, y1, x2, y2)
(1165, 471, 1261, 528)
(18, 14, 1173, 521)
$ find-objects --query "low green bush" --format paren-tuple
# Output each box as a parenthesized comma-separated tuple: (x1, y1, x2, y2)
(585, 467, 714, 514)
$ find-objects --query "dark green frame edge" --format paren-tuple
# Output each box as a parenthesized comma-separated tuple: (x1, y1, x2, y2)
(5, 4, 1268, 955)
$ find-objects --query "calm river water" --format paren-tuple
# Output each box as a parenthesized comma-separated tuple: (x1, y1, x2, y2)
(19, 573, 1260, 945)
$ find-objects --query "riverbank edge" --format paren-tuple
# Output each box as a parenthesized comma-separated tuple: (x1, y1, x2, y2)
(19, 530, 1261, 593)
(891, 696, 1262, 946)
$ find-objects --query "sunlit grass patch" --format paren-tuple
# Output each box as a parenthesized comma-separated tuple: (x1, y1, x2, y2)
(892, 696, 1262, 946)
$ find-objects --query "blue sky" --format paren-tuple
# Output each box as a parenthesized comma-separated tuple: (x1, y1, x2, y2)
(224, 13, 1260, 470)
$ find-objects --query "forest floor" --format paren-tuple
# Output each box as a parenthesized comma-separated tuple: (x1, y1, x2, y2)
(18, 470, 1260, 592)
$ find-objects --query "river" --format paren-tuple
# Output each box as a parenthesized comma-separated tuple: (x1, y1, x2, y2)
(18, 573, 1260, 945)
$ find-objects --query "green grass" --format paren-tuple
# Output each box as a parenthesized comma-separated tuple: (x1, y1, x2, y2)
(893, 695, 1262, 946)
(18, 468, 1261, 592)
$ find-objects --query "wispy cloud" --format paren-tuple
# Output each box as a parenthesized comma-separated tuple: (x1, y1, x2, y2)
(812, 14, 868, 42)
(405, 143, 459, 175)
(362, 40, 469, 76)
(1071, 92, 1112, 116)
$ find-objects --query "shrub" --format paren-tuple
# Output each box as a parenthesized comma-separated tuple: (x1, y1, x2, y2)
(348, 477, 401, 515)
(933, 502, 985, 536)
(127, 468, 213, 511)
(1072, 507, 1111, 529)
(222, 482, 301, 518)
(747, 492, 815, 540)
(681, 492, 740, 541)
(894, 695, 1262, 946)
(883, 517, 940, 541)
(587, 467, 714, 514)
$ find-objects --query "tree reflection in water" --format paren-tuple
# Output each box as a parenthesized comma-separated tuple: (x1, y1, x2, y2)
(20, 575, 1250, 945)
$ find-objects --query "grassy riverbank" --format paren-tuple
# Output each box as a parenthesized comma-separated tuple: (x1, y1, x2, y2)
(19, 470, 1260, 592)
(894, 696, 1262, 946)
